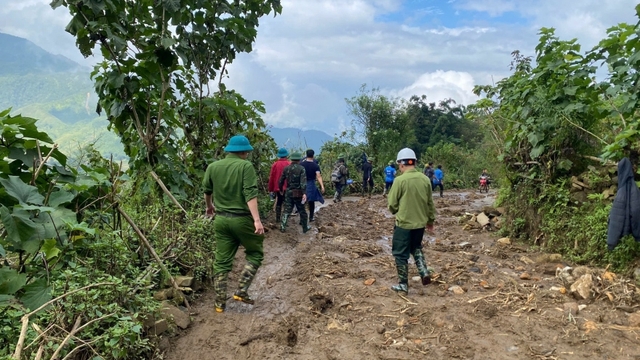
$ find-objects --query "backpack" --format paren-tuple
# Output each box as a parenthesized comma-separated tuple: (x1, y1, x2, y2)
(331, 164, 343, 183)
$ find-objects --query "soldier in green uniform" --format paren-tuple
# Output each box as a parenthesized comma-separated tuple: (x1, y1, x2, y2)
(202, 135, 265, 313)
(279, 151, 310, 233)
(387, 148, 436, 295)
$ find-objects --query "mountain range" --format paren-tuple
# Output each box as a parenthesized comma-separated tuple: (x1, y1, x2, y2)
(0, 32, 333, 159)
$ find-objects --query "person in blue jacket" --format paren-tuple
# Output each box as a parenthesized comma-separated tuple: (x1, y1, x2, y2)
(432, 165, 444, 197)
(383, 160, 396, 197)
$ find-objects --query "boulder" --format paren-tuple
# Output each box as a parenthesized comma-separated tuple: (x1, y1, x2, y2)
(161, 302, 191, 329)
(482, 206, 497, 216)
(148, 319, 169, 335)
(570, 274, 593, 300)
(497, 237, 511, 245)
(563, 302, 579, 315)
(175, 276, 194, 287)
(476, 213, 490, 227)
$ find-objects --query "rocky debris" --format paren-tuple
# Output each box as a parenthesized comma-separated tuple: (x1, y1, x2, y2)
(497, 237, 511, 245)
(634, 268, 640, 286)
(364, 278, 376, 286)
(148, 319, 169, 335)
(161, 302, 191, 330)
(628, 312, 640, 328)
(570, 274, 594, 300)
(519, 273, 531, 280)
(476, 213, 491, 227)
(461, 209, 503, 231)
(556, 266, 575, 287)
(175, 276, 194, 287)
(449, 285, 465, 295)
(563, 302, 579, 315)
(535, 253, 563, 263)
(519, 256, 535, 265)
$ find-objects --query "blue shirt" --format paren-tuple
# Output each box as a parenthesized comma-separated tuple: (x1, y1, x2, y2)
(301, 159, 321, 181)
(384, 166, 396, 183)
(433, 169, 444, 184)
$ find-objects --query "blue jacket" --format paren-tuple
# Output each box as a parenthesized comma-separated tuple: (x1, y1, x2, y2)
(433, 169, 444, 184)
(384, 166, 396, 183)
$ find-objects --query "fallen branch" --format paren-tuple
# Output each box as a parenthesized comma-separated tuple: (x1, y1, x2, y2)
(13, 282, 115, 360)
(118, 207, 191, 311)
(467, 289, 501, 304)
(50, 315, 82, 360)
(150, 171, 187, 215)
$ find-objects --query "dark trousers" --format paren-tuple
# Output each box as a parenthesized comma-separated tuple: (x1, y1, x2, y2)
(275, 192, 285, 220)
(363, 177, 374, 193)
(385, 182, 393, 191)
(308, 201, 315, 220)
(432, 183, 443, 197)
(391, 226, 425, 266)
(334, 182, 345, 200)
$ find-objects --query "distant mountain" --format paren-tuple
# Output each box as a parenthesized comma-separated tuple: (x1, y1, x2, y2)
(0, 33, 333, 159)
(268, 127, 333, 153)
(0, 33, 82, 75)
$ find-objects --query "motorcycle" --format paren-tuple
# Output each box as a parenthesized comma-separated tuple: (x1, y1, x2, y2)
(479, 176, 489, 193)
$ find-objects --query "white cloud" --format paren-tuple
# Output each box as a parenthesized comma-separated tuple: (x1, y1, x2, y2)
(390, 70, 477, 105)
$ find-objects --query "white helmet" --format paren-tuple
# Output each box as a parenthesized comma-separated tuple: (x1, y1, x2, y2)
(396, 148, 417, 163)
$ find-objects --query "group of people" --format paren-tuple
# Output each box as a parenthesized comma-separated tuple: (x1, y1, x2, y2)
(202, 135, 438, 312)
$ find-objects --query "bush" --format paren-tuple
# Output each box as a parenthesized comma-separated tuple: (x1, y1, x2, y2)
(421, 142, 500, 189)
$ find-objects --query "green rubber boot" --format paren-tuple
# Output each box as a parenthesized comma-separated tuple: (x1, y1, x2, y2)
(391, 264, 409, 295)
(412, 249, 432, 285)
(234, 263, 259, 305)
(280, 214, 289, 233)
(214, 272, 229, 312)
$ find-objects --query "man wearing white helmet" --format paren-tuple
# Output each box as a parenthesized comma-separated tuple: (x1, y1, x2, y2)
(387, 148, 436, 295)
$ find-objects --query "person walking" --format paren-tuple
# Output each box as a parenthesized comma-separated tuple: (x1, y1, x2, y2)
(301, 149, 325, 222)
(433, 165, 444, 197)
(383, 160, 396, 197)
(268, 148, 290, 223)
(424, 162, 434, 180)
(279, 151, 309, 233)
(331, 155, 349, 203)
(387, 148, 436, 295)
(362, 157, 374, 197)
(202, 135, 265, 313)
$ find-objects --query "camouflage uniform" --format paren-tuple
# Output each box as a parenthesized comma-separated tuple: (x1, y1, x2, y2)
(279, 153, 310, 233)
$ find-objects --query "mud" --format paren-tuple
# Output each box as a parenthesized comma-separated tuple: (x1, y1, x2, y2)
(164, 190, 640, 360)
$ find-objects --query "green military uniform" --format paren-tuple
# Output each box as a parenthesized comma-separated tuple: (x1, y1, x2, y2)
(387, 167, 436, 294)
(279, 152, 309, 233)
(202, 136, 263, 312)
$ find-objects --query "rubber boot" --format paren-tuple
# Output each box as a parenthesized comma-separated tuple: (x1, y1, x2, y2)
(391, 264, 409, 295)
(214, 272, 229, 312)
(275, 206, 281, 224)
(280, 214, 289, 233)
(412, 249, 431, 285)
(233, 263, 259, 305)
(382, 188, 387, 198)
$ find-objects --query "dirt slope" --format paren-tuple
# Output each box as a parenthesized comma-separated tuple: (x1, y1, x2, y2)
(163, 190, 640, 360)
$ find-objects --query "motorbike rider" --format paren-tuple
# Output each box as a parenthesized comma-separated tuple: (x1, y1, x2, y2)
(479, 169, 491, 187)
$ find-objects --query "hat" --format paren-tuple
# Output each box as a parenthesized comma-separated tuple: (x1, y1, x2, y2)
(290, 151, 303, 161)
(338, 153, 345, 159)
(368, 157, 374, 162)
(388, 160, 394, 166)
(224, 135, 254, 152)
(277, 148, 289, 158)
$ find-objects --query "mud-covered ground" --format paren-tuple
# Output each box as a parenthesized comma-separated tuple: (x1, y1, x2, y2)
(163, 190, 640, 360)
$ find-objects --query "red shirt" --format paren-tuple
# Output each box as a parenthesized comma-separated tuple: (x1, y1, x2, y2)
(268, 158, 290, 192)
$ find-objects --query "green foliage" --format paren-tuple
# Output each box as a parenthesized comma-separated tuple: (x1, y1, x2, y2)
(421, 142, 499, 188)
(55, 0, 282, 197)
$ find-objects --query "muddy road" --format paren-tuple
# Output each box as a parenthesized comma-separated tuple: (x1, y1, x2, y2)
(164, 190, 640, 360)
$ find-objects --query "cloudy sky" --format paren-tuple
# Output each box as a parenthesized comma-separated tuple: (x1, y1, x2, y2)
(1, 0, 638, 135)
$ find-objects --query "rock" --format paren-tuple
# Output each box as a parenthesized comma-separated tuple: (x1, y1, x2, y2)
(411, 276, 422, 282)
(466, 254, 479, 262)
(364, 278, 376, 286)
(535, 253, 562, 263)
(458, 242, 472, 249)
(333, 236, 348, 243)
(556, 266, 575, 286)
(466, 220, 481, 228)
(563, 302, 579, 315)
(449, 285, 465, 295)
(161, 302, 191, 329)
(572, 266, 592, 278)
(493, 219, 502, 229)
(628, 312, 640, 328)
(578, 305, 587, 312)
(519, 256, 535, 265)
(570, 191, 588, 204)
(469, 267, 482, 274)
(174, 276, 194, 287)
(482, 206, 497, 216)
(519, 272, 531, 280)
(148, 319, 169, 335)
(570, 274, 593, 300)
(376, 325, 386, 334)
(476, 213, 491, 227)
(634, 268, 640, 286)
(496, 207, 506, 215)
(497, 237, 511, 245)
(154, 289, 169, 301)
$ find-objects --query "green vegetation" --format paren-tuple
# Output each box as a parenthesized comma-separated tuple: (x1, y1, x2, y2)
(472, 6, 640, 271)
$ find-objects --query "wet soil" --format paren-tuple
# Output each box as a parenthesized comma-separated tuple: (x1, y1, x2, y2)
(164, 190, 640, 360)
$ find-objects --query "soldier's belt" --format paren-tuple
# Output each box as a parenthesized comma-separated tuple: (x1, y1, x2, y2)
(216, 211, 252, 218)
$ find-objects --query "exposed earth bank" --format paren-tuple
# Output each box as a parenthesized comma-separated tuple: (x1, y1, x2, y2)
(163, 190, 640, 360)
